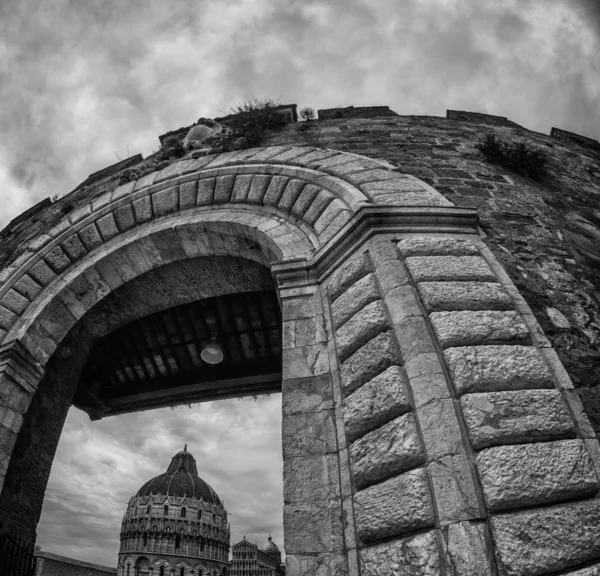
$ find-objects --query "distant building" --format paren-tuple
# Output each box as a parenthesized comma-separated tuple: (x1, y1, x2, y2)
(118, 446, 230, 576)
(230, 536, 284, 575)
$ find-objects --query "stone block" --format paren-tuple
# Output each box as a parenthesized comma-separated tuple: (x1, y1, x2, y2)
(281, 293, 323, 321)
(398, 237, 479, 257)
(406, 255, 496, 283)
(282, 374, 334, 415)
(61, 234, 87, 262)
(375, 258, 411, 294)
(385, 284, 423, 325)
(283, 499, 345, 554)
(284, 454, 341, 504)
(328, 252, 372, 302)
(334, 300, 389, 362)
(213, 174, 235, 203)
(340, 331, 397, 396)
(314, 200, 349, 238)
(282, 343, 330, 380)
(490, 500, 600, 576)
(283, 316, 327, 350)
(247, 174, 272, 204)
(45, 246, 71, 273)
(419, 281, 513, 312)
(285, 552, 349, 576)
(359, 530, 440, 576)
(78, 223, 103, 250)
(262, 175, 290, 206)
(430, 311, 529, 348)
(429, 454, 484, 525)
(444, 345, 555, 395)
(197, 177, 215, 205)
(417, 398, 465, 459)
(350, 413, 424, 490)
(231, 173, 254, 203)
(179, 180, 197, 209)
(278, 179, 306, 212)
(151, 186, 178, 217)
(113, 204, 136, 231)
(12, 275, 42, 301)
(28, 260, 56, 287)
(354, 468, 435, 542)
(330, 273, 379, 329)
(563, 565, 600, 576)
(132, 196, 153, 223)
(477, 439, 599, 511)
(394, 316, 436, 362)
(96, 213, 119, 241)
(440, 521, 494, 576)
(0, 289, 29, 315)
(343, 365, 411, 442)
(461, 390, 575, 449)
(282, 409, 337, 459)
(304, 190, 334, 225)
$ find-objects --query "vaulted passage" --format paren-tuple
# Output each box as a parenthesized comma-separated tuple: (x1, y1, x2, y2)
(75, 290, 282, 418)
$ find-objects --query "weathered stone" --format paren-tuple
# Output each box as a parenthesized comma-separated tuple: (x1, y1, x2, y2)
(343, 365, 411, 441)
(213, 174, 235, 203)
(45, 246, 71, 272)
(417, 398, 465, 459)
(461, 389, 575, 448)
(444, 345, 554, 395)
(490, 500, 600, 576)
(330, 273, 379, 329)
(178, 180, 197, 209)
(360, 531, 440, 576)
(334, 300, 389, 362)
(385, 284, 423, 325)
(430, 311, 529, 348)
(354, 468, 435, 542)
(278, 179, 306, 212)
(429, 454, 484, 525)
(78, 223, 103, 250)
(340, 331, 397, 396)
(152, 186, 178, 217)
(285, 552, 349, 576)
(284, 499, 345, 554)
(350, 413, 424, 489)
(328, 252, 372, 302)
(478, 440, 599, 511)
(282, 409, 337, 458)
(284, 454, 341, 504)
(282, 343, 329, 380)
(283, 316, 327, 350)
(96, 213, 119, 240)
(405, 352, 451, 407)
(419, 281, 513, 312)
(394, 316, 436, 361)
(563, 565, 600, 576)
(282, 374, 334, 415)
(440, 521, 494, 576)
(406, 256, 496, 282)
(398, 237, 479, 257)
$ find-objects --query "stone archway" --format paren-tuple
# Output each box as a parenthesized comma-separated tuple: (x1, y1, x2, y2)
(1, 146, 600, 575)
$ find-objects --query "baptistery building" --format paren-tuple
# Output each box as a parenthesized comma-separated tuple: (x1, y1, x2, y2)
(230, 536, 284, 575)
(118, 446, 230, 576)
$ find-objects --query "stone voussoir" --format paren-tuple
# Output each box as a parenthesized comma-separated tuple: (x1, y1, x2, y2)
(430, 310, 530, 348)
(461, 389, 576, 449)
(354, 468, 434, 543)
(444, 345, 555, 395)
(334, 300, 389, 362)
(350, 413, 424, 490)
(328, 252, 372, 303)
(490, 499, 600, 576)
(343, 365, 411, 442)
(418, 281, 513, 312)
(397, 237, 479, 257)
(406, 255, 496, 283)
(477, 439, 599, 511)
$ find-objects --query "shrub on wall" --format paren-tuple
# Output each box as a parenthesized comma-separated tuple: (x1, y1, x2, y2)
(476, 133, 549, 181)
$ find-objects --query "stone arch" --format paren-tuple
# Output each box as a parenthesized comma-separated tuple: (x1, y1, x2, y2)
(1, 145, 594, 575)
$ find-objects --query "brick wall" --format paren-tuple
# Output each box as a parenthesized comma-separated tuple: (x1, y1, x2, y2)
(35, 550, 116, 576)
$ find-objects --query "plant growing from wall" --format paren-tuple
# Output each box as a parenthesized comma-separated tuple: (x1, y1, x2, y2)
(299, 106, 315, 121)
(476, 133, 549, 181)
(219, 96, 291, 151)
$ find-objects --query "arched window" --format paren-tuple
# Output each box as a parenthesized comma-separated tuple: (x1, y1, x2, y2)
(159, 566, 165, 576)
(181, 507, 186, 518)
(147, 505, 151, 514)
(127, 565, 130, 576)
(143, 533, 148, 546)
(164, 505, 169, 516)
(180, 568, 185, 576)
(198, 570, 203, 576)
(200, 540, 205, 552)
(198, 510, 202, 520)
(212, 514, 216, 523)
(175, 534, 181, 549)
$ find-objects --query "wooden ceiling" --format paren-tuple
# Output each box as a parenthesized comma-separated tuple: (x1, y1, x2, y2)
(74, 290, 282, 418)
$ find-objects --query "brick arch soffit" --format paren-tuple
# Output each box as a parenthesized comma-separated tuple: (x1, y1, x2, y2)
(0, 146, 449, 367)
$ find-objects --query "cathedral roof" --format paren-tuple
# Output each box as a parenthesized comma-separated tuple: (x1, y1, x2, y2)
(262, 535, 280, 556)
(136, 445, 222, 505)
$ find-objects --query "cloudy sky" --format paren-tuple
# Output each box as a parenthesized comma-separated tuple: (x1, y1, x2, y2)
(1, 0, 599, 567)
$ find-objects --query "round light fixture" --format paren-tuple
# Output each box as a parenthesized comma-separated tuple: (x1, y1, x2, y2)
(201, 337, 224, 365)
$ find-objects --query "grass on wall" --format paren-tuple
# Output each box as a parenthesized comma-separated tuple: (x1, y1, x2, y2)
(476, 133, 549, 181)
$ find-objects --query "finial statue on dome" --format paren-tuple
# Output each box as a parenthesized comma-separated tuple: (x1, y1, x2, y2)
(184, 443, 187, 451)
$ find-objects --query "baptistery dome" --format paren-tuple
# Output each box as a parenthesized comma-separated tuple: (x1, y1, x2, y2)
(118, 446, 230, 576)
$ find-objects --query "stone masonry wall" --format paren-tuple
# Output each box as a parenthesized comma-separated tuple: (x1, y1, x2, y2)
(265, 114, 600, 435)
(323, 233, 600, 575)
(35, 550, 116, 576)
